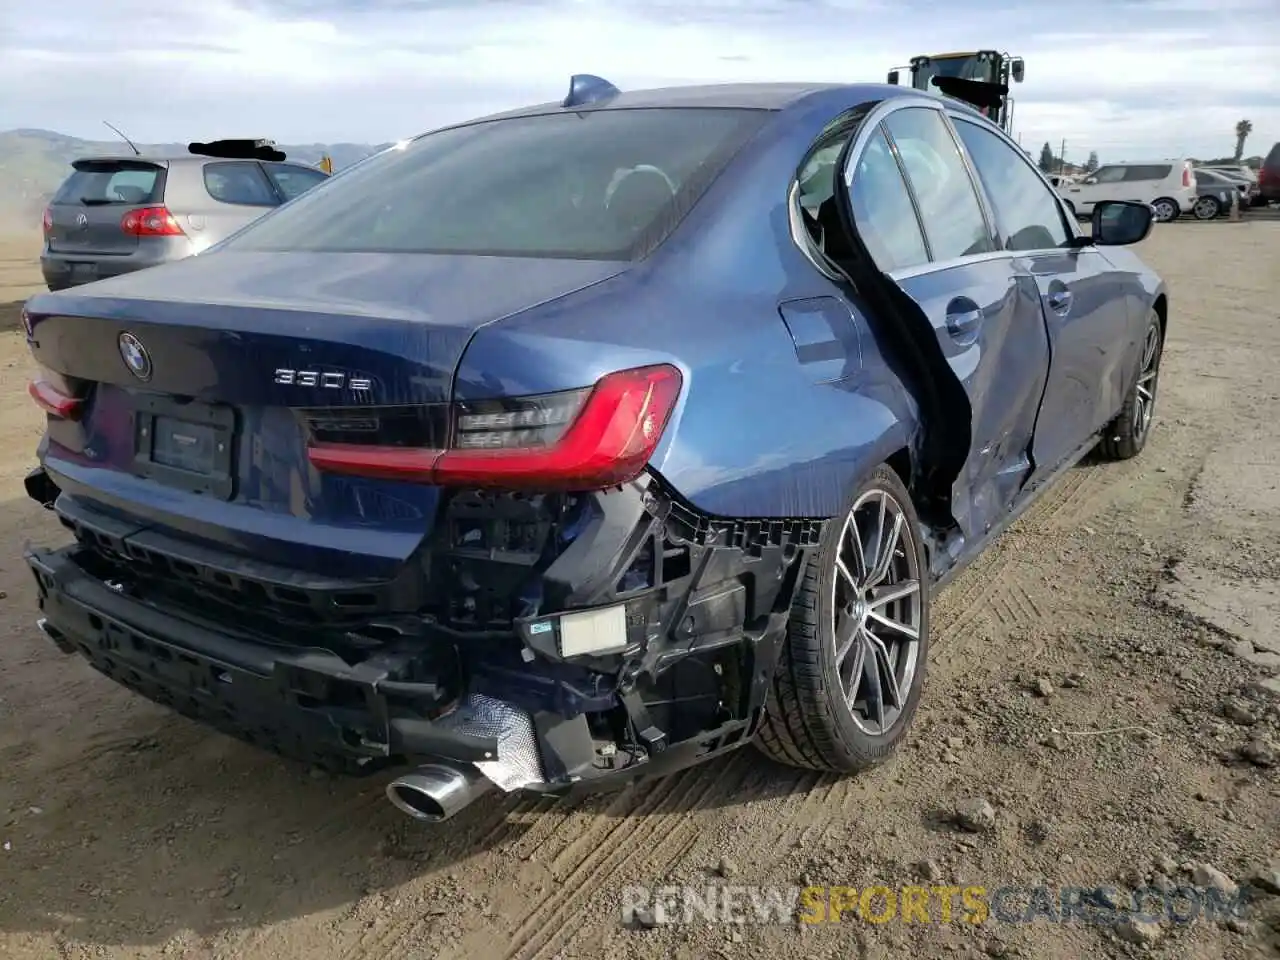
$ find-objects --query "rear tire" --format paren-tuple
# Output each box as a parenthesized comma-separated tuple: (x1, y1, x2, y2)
(1192, 196, 1221, 220)
(1151, 197, 1179, 222)
(1097, 309, 1163, 461)
(755, 464, 930, 773)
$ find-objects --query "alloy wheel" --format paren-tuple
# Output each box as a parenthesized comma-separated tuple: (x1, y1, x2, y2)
(1133, 323, 1161, 438)
(1152, 199, 1177, 222)
(830, 488, 923, 735)
(1193, 197, 1219, 220)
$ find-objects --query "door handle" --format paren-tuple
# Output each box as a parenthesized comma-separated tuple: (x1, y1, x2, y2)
(945, 301, 983, 344)
(1047, 288, 1073, 315)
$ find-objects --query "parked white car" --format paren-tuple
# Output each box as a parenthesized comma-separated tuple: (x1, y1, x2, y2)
(1058, 160, 1197, 222)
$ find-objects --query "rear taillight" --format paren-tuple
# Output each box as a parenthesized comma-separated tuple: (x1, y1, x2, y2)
(41, 207, 52, 235)
(28, 380, 82, 420)
(120, 206, 184, 237)
(307, 363, 683, 492)
(28, 362, 88, 420)
(1182, 164, 1193, 188)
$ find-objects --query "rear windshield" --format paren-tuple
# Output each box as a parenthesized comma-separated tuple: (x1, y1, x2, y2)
(52, 161, 163, 206)
(222, 108, 770, 260)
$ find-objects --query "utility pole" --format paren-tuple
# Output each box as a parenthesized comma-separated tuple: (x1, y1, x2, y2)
(1059, 138, 1066, 174)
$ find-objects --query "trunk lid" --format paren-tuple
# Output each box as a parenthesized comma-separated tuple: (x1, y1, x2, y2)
(46, 158, 168, 256)
(26, 250, 627, 577)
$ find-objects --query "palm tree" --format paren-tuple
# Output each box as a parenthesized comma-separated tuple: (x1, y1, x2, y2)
(1234, 119, 1253, 161)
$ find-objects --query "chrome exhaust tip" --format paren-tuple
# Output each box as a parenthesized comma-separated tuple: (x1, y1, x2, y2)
(384, 763, 493, 822)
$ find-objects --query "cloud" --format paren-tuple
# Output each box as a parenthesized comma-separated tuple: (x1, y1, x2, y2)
(0, 0, 1275, 160)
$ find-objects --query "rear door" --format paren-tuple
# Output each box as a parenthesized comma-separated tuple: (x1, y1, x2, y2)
(46, 159, 167, 257)
(950, 115, 1136, 477)
(195, 160, 283, 244)
(839, 102, 1052, 540)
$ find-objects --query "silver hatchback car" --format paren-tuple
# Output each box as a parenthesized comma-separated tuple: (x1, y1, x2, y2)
(40, 139, 329, 291)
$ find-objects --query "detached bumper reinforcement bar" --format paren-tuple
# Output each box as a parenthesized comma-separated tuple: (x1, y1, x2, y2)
(24, 545, 496, 773)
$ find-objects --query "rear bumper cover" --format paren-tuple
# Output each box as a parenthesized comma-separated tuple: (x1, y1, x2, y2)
(40, 245, 187, 288)
(27, 544, 499, 774)
(24, 467, 823, 792)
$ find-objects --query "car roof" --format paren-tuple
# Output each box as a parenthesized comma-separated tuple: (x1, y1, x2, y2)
(442, 81, 950, 126)
(1098, 159, 1188, 166)
(68, 154, 312, 166)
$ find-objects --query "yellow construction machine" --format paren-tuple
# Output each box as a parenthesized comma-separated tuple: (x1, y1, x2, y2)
(887, 50, 1024, 133)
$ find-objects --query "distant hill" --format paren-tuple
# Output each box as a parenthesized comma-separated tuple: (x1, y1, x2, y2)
(0, 128, 387, 224)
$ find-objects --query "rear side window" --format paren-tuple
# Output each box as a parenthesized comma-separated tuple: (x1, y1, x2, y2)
(262, 162, 328, 200)
(203, 161, 279, 206)
(221, 108, 770, 260)
(848, 129, 930, 272)
(881, 107, 994, 261)
(52, 162, 163, 206)
(1123, 165, 1172, 182)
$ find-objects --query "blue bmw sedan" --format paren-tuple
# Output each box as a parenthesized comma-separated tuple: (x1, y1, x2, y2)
(20, 76, 1165, 822)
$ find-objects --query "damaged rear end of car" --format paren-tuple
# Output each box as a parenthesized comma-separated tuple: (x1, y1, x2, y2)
(21, 99, 826, 821)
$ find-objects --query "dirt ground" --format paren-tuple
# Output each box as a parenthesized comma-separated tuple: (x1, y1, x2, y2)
(0, 221, 1278, 960)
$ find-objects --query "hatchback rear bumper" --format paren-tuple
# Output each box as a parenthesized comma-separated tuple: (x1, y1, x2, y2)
(40, 242, 191, 290)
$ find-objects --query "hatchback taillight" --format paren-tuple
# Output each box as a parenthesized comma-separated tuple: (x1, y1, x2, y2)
(1182, 164, 1193, 188)
(41, 207, 52, 235)
(120, 206, 185, 237)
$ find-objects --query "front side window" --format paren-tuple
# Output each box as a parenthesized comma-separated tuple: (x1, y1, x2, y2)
(952, 118, 1070, 252)
(1091, 166, 1126, 184)
(262, 162, 328, 201)
(221, 108, 770, 260)
(847, 128, 929, 272)
(881, 107, 993, 261)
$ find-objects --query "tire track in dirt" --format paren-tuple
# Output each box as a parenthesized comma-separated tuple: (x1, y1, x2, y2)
(507, 757, 761, 960)
(334, 762, 744, 960)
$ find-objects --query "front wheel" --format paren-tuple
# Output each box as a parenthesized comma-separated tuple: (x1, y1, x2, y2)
(1192, 195, 1221, 220)
(755, 464, 930, 773)
(1097, 310, 1163, 461)
(1151, 197, 1180, 222)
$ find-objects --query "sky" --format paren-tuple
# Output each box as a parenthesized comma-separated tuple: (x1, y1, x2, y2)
(2, 0, 1277, 163)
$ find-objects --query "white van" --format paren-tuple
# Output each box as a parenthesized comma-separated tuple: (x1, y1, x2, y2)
(1058, 160, 1197, 222)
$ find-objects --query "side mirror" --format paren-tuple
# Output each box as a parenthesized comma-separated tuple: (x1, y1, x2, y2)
(1082, 176, 1097, 185)
(887, 70, 900, 86)
(1092, 200, 1154, 246)
(1010, 58, 1025, 83)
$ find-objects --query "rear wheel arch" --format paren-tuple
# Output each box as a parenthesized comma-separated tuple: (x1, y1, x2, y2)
(1152, 292, 1168, 339)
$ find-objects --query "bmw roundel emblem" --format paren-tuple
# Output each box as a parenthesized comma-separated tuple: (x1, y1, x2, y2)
(118, 331, 153, 382)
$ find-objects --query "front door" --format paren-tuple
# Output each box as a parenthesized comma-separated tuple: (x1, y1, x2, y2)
(838, 103, 1052, 541)
(1066, 164, 1126, 213)
(949, 115, 1134, 480)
